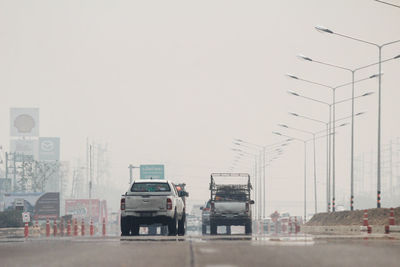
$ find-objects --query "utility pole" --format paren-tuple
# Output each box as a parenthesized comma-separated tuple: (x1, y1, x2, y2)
(128, 164, 139, 185)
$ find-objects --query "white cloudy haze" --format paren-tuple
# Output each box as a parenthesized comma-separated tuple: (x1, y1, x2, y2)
(1, 0, 400, 215)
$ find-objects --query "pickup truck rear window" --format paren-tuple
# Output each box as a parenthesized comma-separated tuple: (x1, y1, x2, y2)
(131, 183, 171, 192)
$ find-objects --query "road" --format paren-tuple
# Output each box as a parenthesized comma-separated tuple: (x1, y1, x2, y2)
(1, 235, 400, 267)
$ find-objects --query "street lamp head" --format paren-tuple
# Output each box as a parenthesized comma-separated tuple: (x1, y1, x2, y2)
(315, 25, 334, 34)
(355, 112, 365, 116)
(338, 123, 348, 127)
(286, 73, 299, 79)
(272, 131, 282, 136)
(370, 73, 383, 79)
(362, 92, 374, 97)
(278, 124, 289, 128)
(289, 112, 299, 117)
(287, 90, 300, 96)
(286, 138, 293, 142)
(394, 54, 400, 59)
(297, 54, 313, 62)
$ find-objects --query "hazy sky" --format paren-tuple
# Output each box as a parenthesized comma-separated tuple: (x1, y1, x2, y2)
(1, 0, 400, 215)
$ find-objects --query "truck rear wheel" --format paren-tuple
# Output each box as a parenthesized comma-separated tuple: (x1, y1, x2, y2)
(131, 223, 140, 236)
(168, 213, 178, 236)
(226, 225, 231, 235)
(210, 222, 217, 235)
(245, 222, 252, 235)
(120, 216, 130, 236)
(202, 224, 207, 235)
(178, 213, 186, 236)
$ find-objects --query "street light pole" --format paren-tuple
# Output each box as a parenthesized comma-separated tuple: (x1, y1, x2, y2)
(298, 54, 400, 210)
(287, 73, 380, 211)
(315, 25, 400, 208)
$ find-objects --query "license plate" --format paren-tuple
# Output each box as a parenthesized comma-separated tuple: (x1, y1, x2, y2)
(140, 212, 153, 217)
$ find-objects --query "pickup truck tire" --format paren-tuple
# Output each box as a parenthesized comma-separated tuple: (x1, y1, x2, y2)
(210, 222, 217, 235)
(168, 212, 178, 236)
(131, 222, 140, 236)
(177, 213, 186, 236)
(120, 217, 130, 236)
(226, 225, 231, 235)
(245, 222, 252, 235)
(202, 224, 207, 235)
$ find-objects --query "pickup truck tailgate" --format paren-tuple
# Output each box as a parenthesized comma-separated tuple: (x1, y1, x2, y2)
(125, 194, 167, 211)
(215, 202, 246, 214)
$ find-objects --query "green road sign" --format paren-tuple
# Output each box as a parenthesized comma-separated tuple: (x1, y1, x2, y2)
(140, 165, 165, 180)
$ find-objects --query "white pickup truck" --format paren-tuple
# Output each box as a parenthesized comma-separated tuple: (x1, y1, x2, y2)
(120, 180, 186, 236)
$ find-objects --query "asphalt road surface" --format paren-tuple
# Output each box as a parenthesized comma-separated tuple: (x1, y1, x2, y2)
(1, 235, 400, 267)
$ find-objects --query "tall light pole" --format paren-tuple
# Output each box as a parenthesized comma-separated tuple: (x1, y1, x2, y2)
(315, 25, 400, 208)
(374, 0, 400, 8)
(287, 73, 380, 211)
(297, 53, 400, 210)
(234, 139, 289, 218)
(288, 90, 373, 211)
(273, 132, 308, 221)
(289, 112, 365, 212)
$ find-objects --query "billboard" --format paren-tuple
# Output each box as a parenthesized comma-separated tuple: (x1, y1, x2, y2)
(140, 164, 165, 179)
(10, 108, 39, 137)
(4, 192, 60, 219)
(38, 137, 60, 161)
(65, 199, 102, 222)
(10, 139, 38, 159)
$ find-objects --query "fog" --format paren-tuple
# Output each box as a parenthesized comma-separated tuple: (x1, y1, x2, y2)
(1, 0, 400, 216)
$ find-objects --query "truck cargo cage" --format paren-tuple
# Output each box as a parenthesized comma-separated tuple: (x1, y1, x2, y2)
(209, 173, 252, 201)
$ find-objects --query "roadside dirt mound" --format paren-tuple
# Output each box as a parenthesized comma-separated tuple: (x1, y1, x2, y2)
(306, 207, 400, 226)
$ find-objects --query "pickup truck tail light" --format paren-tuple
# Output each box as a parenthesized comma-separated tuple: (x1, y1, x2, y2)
(120, 198, 126, 211)
(246, 202, 249, 212)
(166, 198, 173, 210)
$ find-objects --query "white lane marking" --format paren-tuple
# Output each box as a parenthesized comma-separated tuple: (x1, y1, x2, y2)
(198, 248, 218, 254)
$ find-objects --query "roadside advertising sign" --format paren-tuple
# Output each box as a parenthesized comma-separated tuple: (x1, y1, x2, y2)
(140, 164, 165, 179)
(22, 212, 30, 223)
(65, 199, 101, 222)
(10, 108, 39, 137)
(38, 137, 60, 161)
(10, 139, 38, 159)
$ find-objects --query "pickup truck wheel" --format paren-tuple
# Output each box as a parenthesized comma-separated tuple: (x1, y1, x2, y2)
(120, 216, 130, 236)
(226, 225, 231, 235)
(131, 223, 140, 236)
(168, 213, 178, 236)
(245, 222, 252, 235)
(202, 224, 207, 235)
(210, 222, 217, 235)
(178, 213, 186, 236)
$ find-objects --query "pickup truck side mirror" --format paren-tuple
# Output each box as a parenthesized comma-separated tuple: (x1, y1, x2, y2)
(200, 207, 203, 210)
(249, 200, 255, 205)
(178, 191, 189, 197)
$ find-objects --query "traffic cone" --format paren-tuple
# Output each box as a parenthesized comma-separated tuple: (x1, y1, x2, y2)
(24, 222, 29, 238)
(90, 219, 94, 236)
(53, 219, 58, 237)
(73, 219, 78, 236)
(67, 220, 71, 236)
(60, 218, 64, 237)
(46, 218, 50, 237)
(81, 219, 85, 236)
(102, 218, 106, 237)
(363, 210, 369, 227)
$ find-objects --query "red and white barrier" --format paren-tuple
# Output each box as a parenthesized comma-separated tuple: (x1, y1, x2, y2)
(385, 208, 400, 234)
(360, 210, 372, 234)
